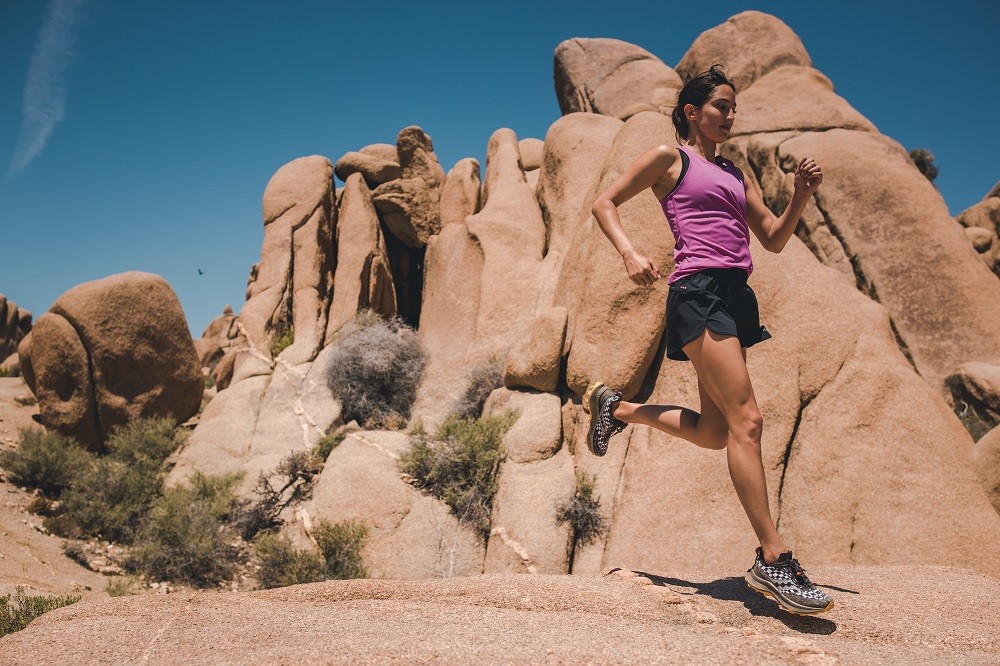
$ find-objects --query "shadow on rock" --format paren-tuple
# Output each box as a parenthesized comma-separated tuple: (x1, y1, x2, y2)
(630, 569, 840, 635)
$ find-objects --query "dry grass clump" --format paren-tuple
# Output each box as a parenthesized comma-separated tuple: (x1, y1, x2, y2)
(269, 322, 294, 357)
(399, 413, 516, 543)
(555, 470, 608, 549)
(233, 451, 320, 541)
(0, 588, 80, 638)
(452, 358, 504, 420)
(326, 313, 425, 428)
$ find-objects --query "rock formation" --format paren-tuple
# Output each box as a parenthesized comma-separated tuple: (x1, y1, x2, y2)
(18, 272, 202, 451)
(170, 11, 1000, 581)
(957, 181, 1000, 277)
(0, 294, 31, 365)
(554, 38, 682, 120)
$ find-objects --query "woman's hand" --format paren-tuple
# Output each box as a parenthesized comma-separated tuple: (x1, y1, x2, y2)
(622, 250, 661, 286)
(793, 157, 823, 194)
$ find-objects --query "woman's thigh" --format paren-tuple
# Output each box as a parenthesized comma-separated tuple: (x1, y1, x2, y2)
(683, 329, 758, 424)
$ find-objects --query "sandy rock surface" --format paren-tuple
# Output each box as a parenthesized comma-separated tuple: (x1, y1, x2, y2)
(3, 567, 999, 664)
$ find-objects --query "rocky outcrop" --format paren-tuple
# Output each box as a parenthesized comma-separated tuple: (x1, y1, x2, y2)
(325, 173, 397, 338)
(0, 295, 31, 364)
(18, 272, 201, 451)
(170, 12, 1000, 584)
(554, 38, 682, 119)
(976, 425, 1000, 515)
(372, 126, 446, 248)
(236, 155, 335, 380)
(676, 10, 811, 90)
(957, 183, 1000, 277)
(946, 362, 1000, 441)
(334, 151, 401, 186)
(194, 305, 242, 373)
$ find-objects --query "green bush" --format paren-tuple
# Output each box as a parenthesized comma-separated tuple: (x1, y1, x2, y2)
(452, 359, 504, 420)
(313, 519, 368, 580)
(0, 429, 91, 498)
(48, 418, 186, 543)
(270, 323, 294, 357)
(0, 587, 80, 638)
(326, 313, 425, 428)
(0, 365, 16, 378)
(909, 148, 939, 182)
(399, 412, 516, 543)
(555, 470, 608, 548)
(253, 533, 327, 589)
(129, 472, 242, 587)
(106, 576, 139, 597)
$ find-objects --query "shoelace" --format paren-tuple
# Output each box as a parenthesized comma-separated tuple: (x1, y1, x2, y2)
(605, 395, 626, 435)
(787, 558, 816, 589)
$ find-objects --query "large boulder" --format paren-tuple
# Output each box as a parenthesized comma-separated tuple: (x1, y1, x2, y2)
(325, 173, 397, 339)
(554, 38, 682, 120)
(975, 425, 1000, 515)
(19, 272, 201, 451)
(439, 158, 481, 227)
(675, 10, 811, 91)
(333, 151, 401, 186)
(772, 129, 1000, 388)
(730, 66, 876, 136)
(372, 126, 446, 248)
(236, 155, 335, 381)
(194, 305, 242, 373)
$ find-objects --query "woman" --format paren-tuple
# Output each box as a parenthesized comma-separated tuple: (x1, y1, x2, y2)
(583, 65, 833, 615)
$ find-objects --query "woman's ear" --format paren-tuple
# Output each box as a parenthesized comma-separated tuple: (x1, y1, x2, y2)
(684, 103, 696, 120)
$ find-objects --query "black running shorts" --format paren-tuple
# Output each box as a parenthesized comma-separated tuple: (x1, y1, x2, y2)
(665, 268, 772, 361)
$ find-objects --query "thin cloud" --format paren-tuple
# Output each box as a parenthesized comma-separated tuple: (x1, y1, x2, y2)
(8, 0, 88, 175)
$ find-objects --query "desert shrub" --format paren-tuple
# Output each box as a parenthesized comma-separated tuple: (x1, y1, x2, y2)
(0, 587, 80, 638)
(50, 419, 186, 543)
(62, 541, 89, 568)
(129, 472, 242, 587)
(105, 418, 186, 472)
(909, 148, 938, 182)
(253, 533, 326, 589)
(233, 451, 320, 540)
(0, 365, 16, 378)
(0, 429, 91, 498)
(105, 576, 139, 597)
(14, 395, 36, 407)
(399, 412, 516, 543)
(270, 323, 295, 357)
(313, 431, 349, 463)
(452, 358, 504, 420)
(555, 470, 608, 548)
(326, 313, 425, 428)
(313, 519, 368, 580)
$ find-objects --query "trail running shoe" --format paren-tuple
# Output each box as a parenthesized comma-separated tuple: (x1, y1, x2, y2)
(583, 381, 626, 457)
(745, 549, 834, 615)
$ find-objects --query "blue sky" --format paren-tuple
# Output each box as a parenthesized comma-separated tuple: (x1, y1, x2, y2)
(1, 1, 997, 336)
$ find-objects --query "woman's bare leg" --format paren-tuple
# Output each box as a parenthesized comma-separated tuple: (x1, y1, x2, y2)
(680, 328, 786, 562)
(613, 378, 729, 450)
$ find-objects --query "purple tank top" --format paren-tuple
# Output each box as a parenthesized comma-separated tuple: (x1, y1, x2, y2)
(660, 145, 752, 283)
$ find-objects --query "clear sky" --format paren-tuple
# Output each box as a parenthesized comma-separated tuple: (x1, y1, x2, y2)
(1, 1, 997, 337)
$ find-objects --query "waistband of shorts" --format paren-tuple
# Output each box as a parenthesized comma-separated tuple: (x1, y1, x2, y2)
(693, 267, 749, 284)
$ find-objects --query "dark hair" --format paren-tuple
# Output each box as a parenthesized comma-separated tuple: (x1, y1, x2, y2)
(671, 64, 736, 141)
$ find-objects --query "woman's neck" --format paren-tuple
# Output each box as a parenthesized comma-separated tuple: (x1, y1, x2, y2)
(685, 134, 718, 162)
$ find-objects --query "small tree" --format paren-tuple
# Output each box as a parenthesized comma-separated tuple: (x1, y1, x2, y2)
(909, 148, 938, 182)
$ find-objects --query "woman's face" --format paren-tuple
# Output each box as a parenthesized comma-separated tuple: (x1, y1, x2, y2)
(686, 84, 736, 143)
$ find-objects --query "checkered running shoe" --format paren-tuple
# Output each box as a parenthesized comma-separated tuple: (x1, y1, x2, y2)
(582, 381, 626, 457)
(745, 549, 834, 615)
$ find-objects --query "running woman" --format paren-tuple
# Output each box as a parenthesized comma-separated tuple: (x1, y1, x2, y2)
(584, 65, 833, 615)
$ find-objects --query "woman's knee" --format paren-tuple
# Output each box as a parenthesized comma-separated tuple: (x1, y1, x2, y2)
(730, 407, 763, 444)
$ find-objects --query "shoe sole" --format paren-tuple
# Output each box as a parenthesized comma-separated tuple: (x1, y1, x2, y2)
(582, 381, 605, 456)
(744, 571, 834, 616)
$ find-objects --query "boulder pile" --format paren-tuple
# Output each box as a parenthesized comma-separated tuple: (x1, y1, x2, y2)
(168, 11, 1000, 578)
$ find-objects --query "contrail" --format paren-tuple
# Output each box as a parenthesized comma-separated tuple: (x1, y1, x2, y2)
(8, 0, 88, 175)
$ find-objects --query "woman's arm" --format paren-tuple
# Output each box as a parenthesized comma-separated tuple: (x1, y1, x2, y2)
(745, 157, 823, 253)
(591, 145, 679, 286)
